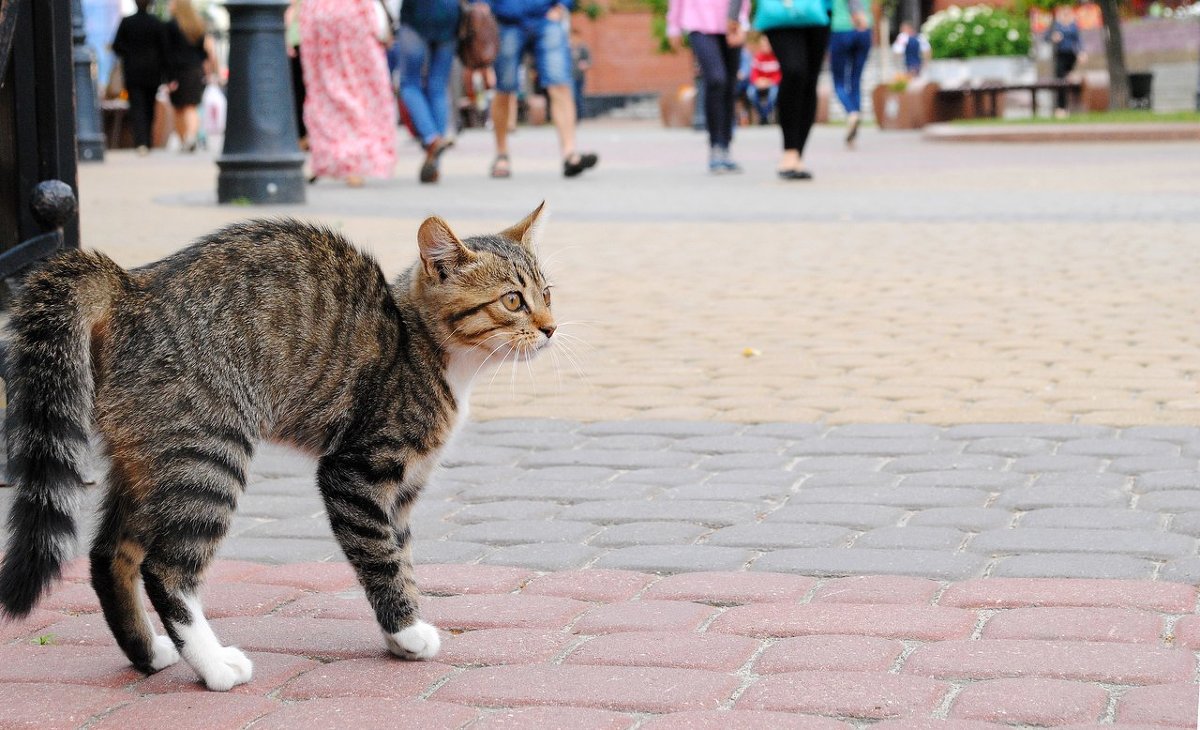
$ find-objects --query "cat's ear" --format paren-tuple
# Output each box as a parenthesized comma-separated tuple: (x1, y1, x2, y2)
(418, 216, 475, 281)
(500, 201, 547, 252)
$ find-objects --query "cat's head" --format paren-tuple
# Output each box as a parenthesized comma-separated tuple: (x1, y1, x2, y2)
(416, 203, 556, 363)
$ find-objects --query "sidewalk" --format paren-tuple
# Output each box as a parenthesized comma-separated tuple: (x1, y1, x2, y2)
(1, 122, 1198, 727)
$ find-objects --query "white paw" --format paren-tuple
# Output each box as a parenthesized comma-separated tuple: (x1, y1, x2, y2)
(198, 646, 254, 691)
(149, 635, 180, 671)
(384, 620, 441, 660)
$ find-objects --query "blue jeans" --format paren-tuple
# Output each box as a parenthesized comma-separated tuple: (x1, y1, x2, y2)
(398, 26, 456, 146)
(494, 17, 572, 93)
(748, 84, 778, 124)
(688, 31, 740, 149)
(829, 28, 871, 114)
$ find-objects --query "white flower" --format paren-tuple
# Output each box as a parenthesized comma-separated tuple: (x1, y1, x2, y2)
(973, 24, 984, 35)
(1006, 28, 1020, 41)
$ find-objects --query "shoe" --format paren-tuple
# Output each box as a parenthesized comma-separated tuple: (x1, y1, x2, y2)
(777, 169, 813, 180)
(420, 138, 448, 184)
(135, 145, 149, 157)
(490, 154, 511, 179)
(563, 152, 598, 178)
(846, 113, 861, 147)
(720, 154, 743, 174)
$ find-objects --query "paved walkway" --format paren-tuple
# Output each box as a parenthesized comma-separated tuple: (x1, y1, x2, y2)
(1, 122, 1198, 727)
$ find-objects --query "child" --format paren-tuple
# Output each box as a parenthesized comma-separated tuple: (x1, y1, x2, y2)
(747, 34, 781, 125)
(891, 21, 930, 78)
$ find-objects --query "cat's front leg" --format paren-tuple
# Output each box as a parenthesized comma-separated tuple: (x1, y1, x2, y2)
(317, 453, 440, 660)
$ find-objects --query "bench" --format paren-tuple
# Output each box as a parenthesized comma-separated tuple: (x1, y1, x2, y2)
(936, 79, 1084, 119)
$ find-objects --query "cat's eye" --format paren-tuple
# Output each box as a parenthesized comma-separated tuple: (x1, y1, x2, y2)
(501, 292, 524, 312)
(542, 288, 552, 307)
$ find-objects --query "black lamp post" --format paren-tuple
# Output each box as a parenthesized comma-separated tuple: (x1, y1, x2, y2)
(217, 0, 305, 204)
(71, 0, 104, 162)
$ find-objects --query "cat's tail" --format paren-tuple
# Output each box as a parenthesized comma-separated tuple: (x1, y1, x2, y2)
(0, 250, 130, 619)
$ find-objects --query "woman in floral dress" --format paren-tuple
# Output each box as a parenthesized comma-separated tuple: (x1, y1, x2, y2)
(299, 0, 397, 186)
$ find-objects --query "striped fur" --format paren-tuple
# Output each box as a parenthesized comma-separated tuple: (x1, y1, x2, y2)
(0, 205, 555, 689)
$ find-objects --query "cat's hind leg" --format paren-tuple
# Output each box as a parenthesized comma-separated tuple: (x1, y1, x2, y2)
(90, 481, 179, 673)
(317, 452, 440, 660)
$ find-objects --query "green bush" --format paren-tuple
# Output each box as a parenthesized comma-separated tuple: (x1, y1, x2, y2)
(922, 4, 1032, 59)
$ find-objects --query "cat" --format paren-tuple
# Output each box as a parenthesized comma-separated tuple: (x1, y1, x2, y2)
(0, 204, 555, 690)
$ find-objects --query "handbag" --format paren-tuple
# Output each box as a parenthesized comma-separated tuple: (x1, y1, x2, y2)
(457, 1, 500, 70)
(753, 0, 832, 31)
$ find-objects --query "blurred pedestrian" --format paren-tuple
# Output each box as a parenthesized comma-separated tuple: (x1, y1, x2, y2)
(300, 0, 398, 187)
(570, 26, 591, 120)
(285, 0, 307, 149)
(747, 33, 780, 125)
(165, 0, 218, 153)
(668, 0, 750, 173)
(890, 20, 929, 77)
(112, 0, 167, 155)
(732, 0, 830, 179)
(486, 0, 598, 179)
(1045, 5, 1084, 118)
(398, 0, 461, 183)
(829, 0, 871, 147)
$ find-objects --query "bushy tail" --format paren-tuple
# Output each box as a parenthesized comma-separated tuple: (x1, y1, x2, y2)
(0, 251, 129, 619)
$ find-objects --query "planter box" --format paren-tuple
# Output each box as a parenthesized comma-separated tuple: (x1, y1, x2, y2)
(927, 55, 1036, 87)
(872, 80, 941, 129)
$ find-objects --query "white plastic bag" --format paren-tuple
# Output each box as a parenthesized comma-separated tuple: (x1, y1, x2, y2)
(201, 83, 227, 137)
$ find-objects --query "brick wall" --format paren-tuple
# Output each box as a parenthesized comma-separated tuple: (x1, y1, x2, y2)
(575, 13, 695, 95)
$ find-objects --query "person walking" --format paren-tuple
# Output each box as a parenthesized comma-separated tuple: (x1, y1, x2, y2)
(112, 0, 167, 155)
(398, 0, 461, 183)
(731, 0, 831, 179)
(668, 0, 750, 173)
(1045, 4, 1084, 118)
(300, 0, 398, 186)
(570, 26, 591, 121)
(828, 0, 871, 147)
(486, 0, 598, 179)
(165, 0, 218, 153)
(891, 20, 929, 77)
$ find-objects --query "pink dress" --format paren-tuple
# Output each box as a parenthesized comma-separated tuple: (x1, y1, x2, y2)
(299, 0, 397, 180)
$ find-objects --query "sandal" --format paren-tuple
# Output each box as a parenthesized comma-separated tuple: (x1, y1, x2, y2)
(563, 152, 598, 178)
(420, 138, 449, 184)
(490, 154, 511, 179)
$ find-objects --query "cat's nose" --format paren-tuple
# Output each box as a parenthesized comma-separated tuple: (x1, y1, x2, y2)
(540, 325, 556, 339)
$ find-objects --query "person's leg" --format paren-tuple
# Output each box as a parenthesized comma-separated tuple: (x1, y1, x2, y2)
(793, 25, 831, 157)
(1053, 52, 1074, 112)
(846, 29, 871, 114)
(127, 84, 155, 150)
(426, 40, 457, 138)
(765, 28, 803, 168)
(533, 18, 579, 160)
(719, 36, 740, 150)
(828, 31, 853, 113)
(491, 22, 526, 175)
(399, 27, 439, 146)
(688, 32, 729, 151)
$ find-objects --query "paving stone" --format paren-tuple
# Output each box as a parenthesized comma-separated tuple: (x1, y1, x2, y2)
(471, 419, 583, 434)
(675, 436, 786, 455)
(812, 576, 942, 605)
(1059, 439, 1178, 457)
(665, 482, 793, 502)
(480, 544, 603, 571)
(802, 472, 900, 488)
(559, 501, 763, 527)
(414, 564, 535, 595)
(449, 501, 563, 523)
(994, 486, 1127, 510)
(438, 466, 526, 483)
(903, 639, 1194, 684)
(790, 439, 956, 457)
(578, 421, 741, 438)
(829, 424, 941, 439)
(412, 540, 491, 565)
(1019, 508, 1161, 530)
(1137, 470, 1200, 492)
(705, 470, 801, 488)
(459, 482, 658, 504)
(91, 693, 278, 730)
(423, 594, 589, 631)
(135, 652, 317, 696)
(971, 528, 1193, 559)
(474, 431, 586, 451)
(963, 438, 1056, 457)
(613, 469, 707, 486)
(433, 665, 740, 713)
(1033, 472, 1127, 488)
(589, 522, 712, 548)
(1170, 512, 1200, 536)
(277, 657, 454, 700)
(1122, 426, 1200, 443)
(754, 636, 905, 673)
(1139, 490, 1200, 511)
(237, 495, 324, 519)
(1109, 455, 1199, 474)
(752, 548, 986, 581)
(522, 570, 656, 602)
(509, 466, 622, 484)
(949, 678, 1109, 725)
(699, 453, 792, 471)
(208, 617, 384, 659)
(582, 435, 677, 451)
(238, 517, 333, 540)
(640, 710, 850, 730)
(442, 445, 526, 467)
(565, 631, 759, 671)
(942, 425, 1112, 440)
(855, 527, 967, 551)
(901, 471, 1027, 490)
(710, 603, 975, 641)
(0, 645, 142, 688)
(593, 545, 755, 573)
(643, 572, 816, 605)
(250, 476, 315, 496)
(908, 508, 1012, 531)
(736, 671, 949, 719)
(883, 455, 1003, 474)
(981, 607, 1164, 644)
(449, 520, 602, 546)
(704, 523, 851, 549)
(940, 578, 1196, 612)
(250, 444, 317, 478)
(766, 505, 907, 530)
(1160, 556, 1200, 584)
(217, 537, 339, 564)
(252, 698, 477, 730)
(743, 424, 824, 439)
(791, 456, 888, 473)
(790, 486, 985, 509)
(1010, 455, 1105, 473)
(526, 453, 699, 476)
(1115, 684, 1200, 728)
(473, 706, 634, 730)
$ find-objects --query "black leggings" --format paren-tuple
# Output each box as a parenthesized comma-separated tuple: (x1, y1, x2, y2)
(689, 31, 740, 149)
(766, 26, 831, 155)
(1053, 51, 1076, 110)
(126, 83, 159, 149)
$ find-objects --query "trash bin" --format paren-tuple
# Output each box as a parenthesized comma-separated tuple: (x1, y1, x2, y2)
(1128, 72, 1153, 110)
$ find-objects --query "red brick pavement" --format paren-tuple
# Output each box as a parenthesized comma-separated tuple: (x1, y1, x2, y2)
(0, 558, 1195, 729)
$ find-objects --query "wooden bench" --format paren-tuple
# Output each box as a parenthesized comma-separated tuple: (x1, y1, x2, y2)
(936, 79, 1083, 119)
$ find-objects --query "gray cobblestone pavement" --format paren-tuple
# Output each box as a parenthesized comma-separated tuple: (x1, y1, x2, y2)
(9, 419, 1198, 583)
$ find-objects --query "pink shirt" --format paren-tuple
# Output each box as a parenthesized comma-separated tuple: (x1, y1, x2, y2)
(667, 0, 749, 38)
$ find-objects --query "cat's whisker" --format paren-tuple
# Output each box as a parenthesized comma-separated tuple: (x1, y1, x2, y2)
(549, 337, 592, 390)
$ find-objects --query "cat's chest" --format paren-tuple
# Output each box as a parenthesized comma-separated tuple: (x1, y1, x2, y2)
(404, 393, 469, 489)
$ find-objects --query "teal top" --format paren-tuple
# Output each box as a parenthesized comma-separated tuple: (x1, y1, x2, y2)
(830, 0, 870, 32)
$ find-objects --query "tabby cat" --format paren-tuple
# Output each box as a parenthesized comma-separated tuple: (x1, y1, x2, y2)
(0, 205, 556, 690)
